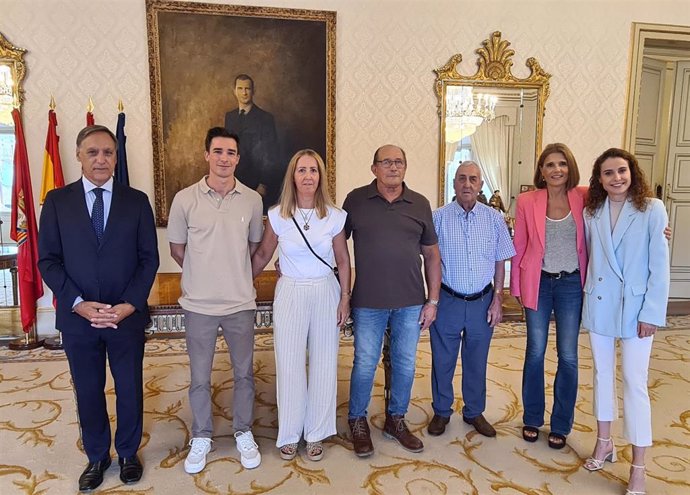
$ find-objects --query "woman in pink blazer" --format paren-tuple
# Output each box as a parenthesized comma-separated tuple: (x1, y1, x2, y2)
(510, 143, 588, 449)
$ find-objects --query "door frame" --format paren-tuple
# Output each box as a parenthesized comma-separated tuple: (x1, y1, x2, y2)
(623, 23, 690, 149)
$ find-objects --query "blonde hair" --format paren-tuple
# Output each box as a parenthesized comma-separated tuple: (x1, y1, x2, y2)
(278, 149, 336, 219)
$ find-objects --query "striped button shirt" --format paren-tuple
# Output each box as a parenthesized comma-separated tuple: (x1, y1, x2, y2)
(433, 201, 515, 294)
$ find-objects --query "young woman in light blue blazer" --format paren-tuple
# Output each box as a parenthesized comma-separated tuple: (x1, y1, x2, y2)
(581, 148, 669, 495)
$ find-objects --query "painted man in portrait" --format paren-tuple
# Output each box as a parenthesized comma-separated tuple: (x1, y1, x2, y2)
(224, 74, 282, 213)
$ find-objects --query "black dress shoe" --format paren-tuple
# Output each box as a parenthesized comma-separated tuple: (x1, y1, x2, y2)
(78, 458, 111, 492)
(118, 455, 143, 484)
(427, 414, 450, 436)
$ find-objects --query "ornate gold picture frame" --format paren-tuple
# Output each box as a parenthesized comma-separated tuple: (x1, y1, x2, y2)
(146, 0, 336, 225)
(0, 31, 27, 108)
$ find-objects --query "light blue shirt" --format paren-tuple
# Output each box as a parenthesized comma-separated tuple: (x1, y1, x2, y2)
(433, 201, 515, 294)
(82, 176, 114, 228)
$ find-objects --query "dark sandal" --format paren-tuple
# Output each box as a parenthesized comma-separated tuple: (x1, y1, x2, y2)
(522, 426, 539, 443)
(548, 432, 567, 449)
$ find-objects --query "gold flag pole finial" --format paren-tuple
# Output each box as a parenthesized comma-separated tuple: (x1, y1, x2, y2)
(87, 96, 94, 113)
(49, 95, 56, 110)
(118, 99, 124, 113)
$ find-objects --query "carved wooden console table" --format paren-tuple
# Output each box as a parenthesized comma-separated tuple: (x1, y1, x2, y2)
(147, 272, 280, 336)
(147, 272, 522, 337)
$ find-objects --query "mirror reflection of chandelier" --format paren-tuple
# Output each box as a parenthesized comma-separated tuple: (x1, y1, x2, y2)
(445, 86, 497, 142)
(0, 66, 14, 103)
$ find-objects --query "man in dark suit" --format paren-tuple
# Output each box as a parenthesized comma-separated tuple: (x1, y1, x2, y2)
(38, 125, 159, 492)
(224, 73, 281, 212)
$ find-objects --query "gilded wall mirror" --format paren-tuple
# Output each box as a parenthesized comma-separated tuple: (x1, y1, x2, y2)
(434, 31, 550, 214)
(0, 31, 27, 215)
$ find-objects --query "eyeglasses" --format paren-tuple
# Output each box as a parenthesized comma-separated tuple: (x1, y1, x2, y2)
(375, 159, 406, 169)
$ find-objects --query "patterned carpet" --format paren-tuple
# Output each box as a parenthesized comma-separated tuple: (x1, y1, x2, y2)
(1, 316, 689, 494)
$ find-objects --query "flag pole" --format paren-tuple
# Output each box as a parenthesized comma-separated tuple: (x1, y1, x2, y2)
(43, 330, 63, 350)
(86, 96, 94, 125)
(115, 100, 130, 186)
(9, 322, 44, 350)
(8, 103, 45, 351)
(42, 95, 65, 351)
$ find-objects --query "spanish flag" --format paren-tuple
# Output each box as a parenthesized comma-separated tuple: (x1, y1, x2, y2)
(10, 108, 44, 332)
(39, 109, 65, 204)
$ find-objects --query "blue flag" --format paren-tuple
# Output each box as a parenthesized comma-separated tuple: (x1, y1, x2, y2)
(115, 112, 129, 185)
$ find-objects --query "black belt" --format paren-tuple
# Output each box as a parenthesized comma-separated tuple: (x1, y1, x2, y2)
(541, 269, 579, 279)
(441, 283, 492, 301)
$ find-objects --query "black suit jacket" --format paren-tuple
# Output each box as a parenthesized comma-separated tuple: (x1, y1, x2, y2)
(38, 179, 159, 334)
(224, 104, 280, 190)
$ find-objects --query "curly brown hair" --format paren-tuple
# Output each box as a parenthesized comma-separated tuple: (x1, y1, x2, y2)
(533, 143, 580, 190)
(585, 148, 652, 215)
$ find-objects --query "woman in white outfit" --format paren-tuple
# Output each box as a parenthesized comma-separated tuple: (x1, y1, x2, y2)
(581, 148, 669, 495)
(252, 149, 351, 461)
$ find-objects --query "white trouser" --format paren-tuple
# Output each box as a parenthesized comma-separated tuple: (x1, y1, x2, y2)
(589, 331, 654, 447)
(273, 274, 341, 447)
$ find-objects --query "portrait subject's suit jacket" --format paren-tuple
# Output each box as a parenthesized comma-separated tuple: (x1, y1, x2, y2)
(581, 198, 669, 338)
(38, 179, 159, 334)
(224, 104, 280, 191)
(510, 186, 588, 311)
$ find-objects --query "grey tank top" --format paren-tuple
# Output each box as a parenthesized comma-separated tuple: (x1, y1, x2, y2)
(542, 211, 579, 273)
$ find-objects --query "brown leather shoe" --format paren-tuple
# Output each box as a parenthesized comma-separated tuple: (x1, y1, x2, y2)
(348, 417, 374, 457)
(383, 415, 424, 453)
(463, 414, 496, 437)
(427, 414, 450, 436)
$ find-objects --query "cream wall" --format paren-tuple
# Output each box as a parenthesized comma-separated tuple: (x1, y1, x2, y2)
(2, 0, 690, 299)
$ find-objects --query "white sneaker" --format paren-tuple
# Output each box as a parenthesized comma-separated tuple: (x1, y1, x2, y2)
(184, 437, 213, 474)
(234, 430, 261, 469)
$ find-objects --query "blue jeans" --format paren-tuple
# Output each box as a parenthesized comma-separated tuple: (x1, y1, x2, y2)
(522, 271, 582, 436)
(348, 305, 423, 418)
(430, 289, 493, 419)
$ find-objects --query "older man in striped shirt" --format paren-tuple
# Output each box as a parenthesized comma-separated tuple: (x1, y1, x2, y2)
(427, 161, 515, 438)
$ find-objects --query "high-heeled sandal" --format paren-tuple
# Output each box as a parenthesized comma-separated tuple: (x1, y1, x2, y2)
(522, 425, 539, 443)
(583, 437, 617, 471)
(547, 432, 567, 450)
(625, 464, 646, 495)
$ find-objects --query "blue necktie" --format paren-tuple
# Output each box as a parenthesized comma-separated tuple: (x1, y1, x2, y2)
(92, 188, 104, 242)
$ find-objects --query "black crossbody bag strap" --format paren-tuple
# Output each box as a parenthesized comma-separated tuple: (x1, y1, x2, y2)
(291, 216, 334, 270)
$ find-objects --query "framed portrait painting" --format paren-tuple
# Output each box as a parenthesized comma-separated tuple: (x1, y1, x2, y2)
(146, 0, 336, 224)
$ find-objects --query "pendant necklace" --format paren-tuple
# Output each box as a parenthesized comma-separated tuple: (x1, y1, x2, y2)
(298, 207, 315, 230)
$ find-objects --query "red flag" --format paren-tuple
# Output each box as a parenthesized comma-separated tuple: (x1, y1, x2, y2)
(39, 109, 65, 203)
(10, 108, 44, 332)
(86, 111, 94, 126)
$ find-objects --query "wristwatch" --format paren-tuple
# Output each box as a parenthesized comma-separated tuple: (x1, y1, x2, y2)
(426, 299, 439, 306)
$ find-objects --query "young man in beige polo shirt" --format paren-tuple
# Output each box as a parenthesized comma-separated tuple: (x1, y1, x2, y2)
(167, 127, 264, 473)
